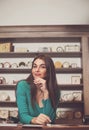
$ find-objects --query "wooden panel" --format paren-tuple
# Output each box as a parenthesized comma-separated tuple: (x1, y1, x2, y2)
(82, 37, 89, 115)
(0, 25, 89, 38)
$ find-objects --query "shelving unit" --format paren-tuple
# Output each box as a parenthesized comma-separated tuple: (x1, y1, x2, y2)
(0, 52, 82, 57)
(0, 25, 89, 124)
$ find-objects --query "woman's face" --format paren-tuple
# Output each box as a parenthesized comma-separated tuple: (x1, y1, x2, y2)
(32, 58, 47, 79)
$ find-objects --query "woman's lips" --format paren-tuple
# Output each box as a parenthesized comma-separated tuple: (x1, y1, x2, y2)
(34, 74, 41, 77)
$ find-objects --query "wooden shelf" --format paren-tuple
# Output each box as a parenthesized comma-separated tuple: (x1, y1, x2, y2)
(0, 84, 83, 90)
(0, 85, 16, 90)
(59, 84, 83, 90)
(59, 101, 84, 108)
(0, 68, 82, 73)
(0, 52, 82, 58)
(56, 68, 82, 73)
(55, 118, 83, 125)
(0, 102, 17, 107)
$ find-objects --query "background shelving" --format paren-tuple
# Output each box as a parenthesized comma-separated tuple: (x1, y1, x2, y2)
(0, 25, 89, 124)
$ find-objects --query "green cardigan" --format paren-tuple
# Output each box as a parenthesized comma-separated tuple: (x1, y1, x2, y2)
(16, 80, 56, 124)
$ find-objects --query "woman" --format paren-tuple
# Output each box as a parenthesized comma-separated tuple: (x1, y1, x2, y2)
(16, 54, 59, 125)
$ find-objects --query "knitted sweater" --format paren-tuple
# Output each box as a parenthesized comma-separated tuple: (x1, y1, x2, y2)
(16, 80, 56, 124)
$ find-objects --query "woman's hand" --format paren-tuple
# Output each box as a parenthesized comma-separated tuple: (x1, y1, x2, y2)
(31, 113, 51, 125)
(34, 77, 46, 91)
(34, 77, 49, 99)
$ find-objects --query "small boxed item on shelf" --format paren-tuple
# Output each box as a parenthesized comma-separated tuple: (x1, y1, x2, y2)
(65, 45, 80, 52)
(0, 43, 13, 52)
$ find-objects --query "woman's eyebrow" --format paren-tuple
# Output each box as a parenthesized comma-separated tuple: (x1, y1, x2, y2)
(33, 63, 46, 66)
(40, 64, 46, 66)
(33, 63, 36, 65)
(40, 63, 46, 65)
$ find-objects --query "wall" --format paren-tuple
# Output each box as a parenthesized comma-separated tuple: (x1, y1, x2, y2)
(0, 0, 89, 121)
(0, 0, 89, 25)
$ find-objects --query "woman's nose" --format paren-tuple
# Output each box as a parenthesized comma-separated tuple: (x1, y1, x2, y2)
(36, 66, 40, 71)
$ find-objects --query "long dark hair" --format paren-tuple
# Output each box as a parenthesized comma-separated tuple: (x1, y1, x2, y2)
(26, 54, 59, 109)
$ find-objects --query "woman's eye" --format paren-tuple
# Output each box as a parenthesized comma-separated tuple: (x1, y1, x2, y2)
(32, 65, 37, 68)
(32, 64, 46, 69)
(40, 65, 46, 68)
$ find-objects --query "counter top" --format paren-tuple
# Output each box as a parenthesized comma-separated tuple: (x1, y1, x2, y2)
(0, 124, 89, 130)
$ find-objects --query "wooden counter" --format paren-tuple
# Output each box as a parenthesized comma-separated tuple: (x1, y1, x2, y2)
(43, 124, 89, 130)
(0, 124, 89, 130)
